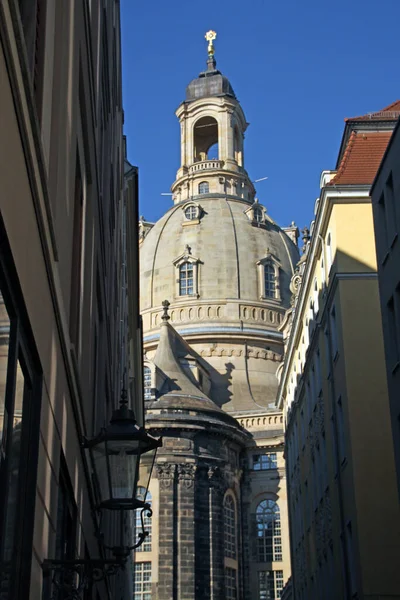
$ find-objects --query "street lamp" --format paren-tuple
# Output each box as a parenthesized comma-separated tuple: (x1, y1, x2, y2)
(42, 392, 162, 598)
(84, 390, 161, 511)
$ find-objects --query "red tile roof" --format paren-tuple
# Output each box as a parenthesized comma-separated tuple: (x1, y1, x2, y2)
(328, 131, 392, 186)
(347, 100, 400, 122)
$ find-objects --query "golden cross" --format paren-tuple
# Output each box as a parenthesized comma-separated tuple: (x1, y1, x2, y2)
(205, 30, 217, 56)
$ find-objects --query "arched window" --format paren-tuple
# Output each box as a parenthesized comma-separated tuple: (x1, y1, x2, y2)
(179, 262, 194, 295)
(135, 487, 152, 552)
(256, 500, 282, 562)
(253, 207, 263, 223)
(198, 181, 209, 195)
(224, 494, 237, 559)
(143, 366, 152, 401)
(264, 264, 276, 298)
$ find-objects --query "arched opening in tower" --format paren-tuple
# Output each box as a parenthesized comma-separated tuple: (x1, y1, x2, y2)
(234, 126, 243, 166)
(193, 116, 219, 161)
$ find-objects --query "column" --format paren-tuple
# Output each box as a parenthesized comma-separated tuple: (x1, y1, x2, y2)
(177, 463, 196, 600)
(157, 463, 178, 600)
(208, 467, 225, 600)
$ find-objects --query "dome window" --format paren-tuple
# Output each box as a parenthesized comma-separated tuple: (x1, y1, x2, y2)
(185, 205, 198, 220)
(173, 246, 201, 298)
(198, 181, 209, 195)
(179, 263, 194, 295)
(253, 207, 263, 223)
(257, 253, 281, 301)
(264, 264, 276, 297)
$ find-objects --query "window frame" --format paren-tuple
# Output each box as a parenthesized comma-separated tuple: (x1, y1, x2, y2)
(255, 499, 283, 563)
(198, 181, 209, 195)
(173, 251, 201, 299)
(257, 256, 281, 301)
(0, 223, 43, 600)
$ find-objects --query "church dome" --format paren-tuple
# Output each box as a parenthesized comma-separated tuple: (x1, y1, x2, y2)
(186, 68, 236, 102)
(140, 197, 298, 339)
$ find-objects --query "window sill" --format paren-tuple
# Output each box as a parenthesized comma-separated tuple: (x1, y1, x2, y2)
(182, 219, 200, 227)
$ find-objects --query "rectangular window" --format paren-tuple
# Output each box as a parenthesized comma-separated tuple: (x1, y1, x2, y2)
(385, 173, 397, 246)
(69, 154, 84, 349)
(336, 396, 346, 464)
(0, 236, 42, 600)
(253, 453, 277, 471)
(55, 457, 77, 562)
(258, 570, 284, 600)
(387, 296, 400, 367)
(225, 567, 237, 600)
(378, 192, 389, 254)
(330, 306, 338, 359)
(133, 562, 152, 600)
(179, 263, 194, 296)
(264, 265, 276, 298)
(326, 233, 333, 273)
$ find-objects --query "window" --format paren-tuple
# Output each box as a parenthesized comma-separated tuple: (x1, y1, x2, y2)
(133, 562, 152, 600)
(256, 500, 282, 562)
(313, 279, 319, 315)
(179, 262, 194, 295)
(264, 265, 276, 298)
(198, 181, 209, 194)
(330, 306, 338, 358)
(143, 367, 152, 401)
(225, 567, 237, 600)
(224, 494, 237, 559)
(254, 207, 263, 223)
(0, 236, 42, 600)
(326, 233, 333, 273)
(184, 205, 198, 220)
(387, 297, 400, 366)
(135, 487, 152, 551)
(336, 396, 346, 463)
(253, 453, 277, 471)
(258, 570, 284, 599)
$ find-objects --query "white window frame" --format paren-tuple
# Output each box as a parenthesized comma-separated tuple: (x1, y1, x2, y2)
(182, 201, 202, 224)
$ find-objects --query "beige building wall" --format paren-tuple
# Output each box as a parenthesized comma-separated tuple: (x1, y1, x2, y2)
(0, 2, 138, 599)
(278, 157, 400, 599)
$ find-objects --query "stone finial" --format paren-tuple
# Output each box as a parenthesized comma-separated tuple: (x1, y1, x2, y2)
(161, 300, 170, 321)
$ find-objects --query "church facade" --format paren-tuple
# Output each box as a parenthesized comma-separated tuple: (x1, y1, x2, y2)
(135, 34, 298, 600)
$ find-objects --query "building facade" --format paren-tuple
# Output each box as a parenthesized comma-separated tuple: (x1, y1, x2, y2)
(277, 104, 400, 599)
(136, 35, 297, 600)
(0, 1, 141, 599)
(370, 107, 400, 504)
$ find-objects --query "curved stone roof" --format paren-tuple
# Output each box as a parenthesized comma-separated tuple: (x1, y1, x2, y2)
(140, 196, 299, 322)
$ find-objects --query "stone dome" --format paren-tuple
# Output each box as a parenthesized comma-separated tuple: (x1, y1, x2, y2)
(140, 196, 298, 341)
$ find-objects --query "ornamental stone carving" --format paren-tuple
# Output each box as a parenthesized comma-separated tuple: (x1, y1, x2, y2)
(156, 463, 176, 489)
(177, 463, 196, 489)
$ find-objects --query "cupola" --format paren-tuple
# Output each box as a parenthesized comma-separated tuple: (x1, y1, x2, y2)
(172, 31, 255, 205)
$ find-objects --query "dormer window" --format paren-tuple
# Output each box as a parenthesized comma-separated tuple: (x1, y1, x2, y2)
(264, 264, 276, 297)
(198, 181, 209, 194)
(179, 262, 194, 295)
(185, 205, 198, 220)
(257, 254, 281, 301)
(253, 207, 263, 223)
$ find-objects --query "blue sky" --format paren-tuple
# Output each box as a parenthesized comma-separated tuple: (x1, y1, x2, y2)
(121, 0, 400, 230)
